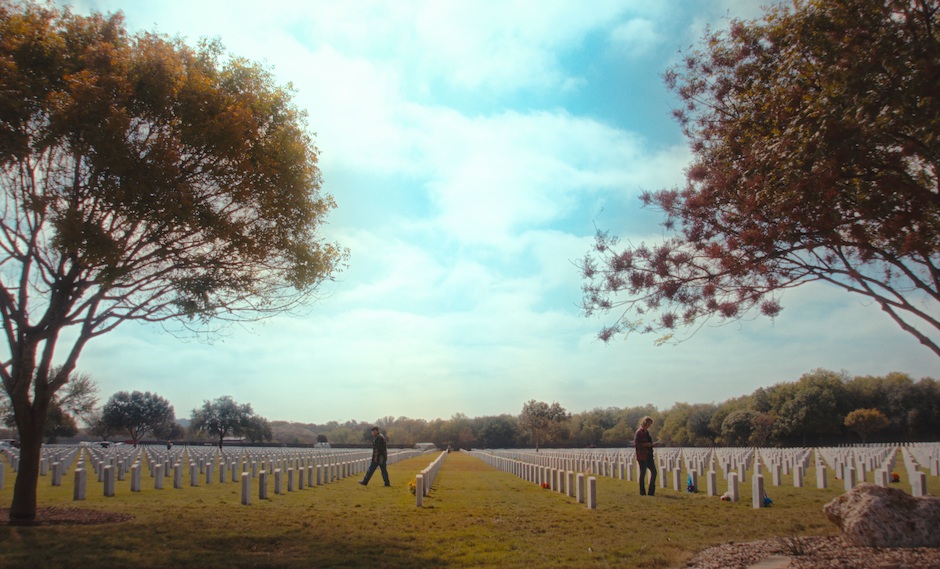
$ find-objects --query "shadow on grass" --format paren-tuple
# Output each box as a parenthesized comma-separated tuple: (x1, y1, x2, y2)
(0, 524, 447, 569)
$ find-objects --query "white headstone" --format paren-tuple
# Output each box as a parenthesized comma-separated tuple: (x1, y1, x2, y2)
(752, 474, 764, 509)
(912, 471, 927, 497)
(241, 472, 251, 505)
(817, 464, 828, 489)
(875, 468, 888, 487)
(73, 467, 87, 501)
(131, 462, 141, 492)
(103, 465, 115, 497)
(586, 476, 597, 509)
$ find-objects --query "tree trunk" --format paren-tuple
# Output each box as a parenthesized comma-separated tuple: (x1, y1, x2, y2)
(9, 423, 43, 524)
(4, 317, 88, 524)
(7, 339, 57, 524)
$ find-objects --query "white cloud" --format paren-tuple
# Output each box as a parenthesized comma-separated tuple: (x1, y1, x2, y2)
(609, 18, 660, 57)
(327, 228, 450, 312)
(406, 1, 628, 94)
(406, 108, 689, 247)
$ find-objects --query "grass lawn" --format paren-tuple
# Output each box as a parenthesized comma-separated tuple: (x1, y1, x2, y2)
(0, 448, 933, 568)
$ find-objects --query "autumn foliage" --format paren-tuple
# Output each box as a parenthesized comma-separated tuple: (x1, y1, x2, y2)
(0, 3, 345, 522)
(581, 0, 940, 355)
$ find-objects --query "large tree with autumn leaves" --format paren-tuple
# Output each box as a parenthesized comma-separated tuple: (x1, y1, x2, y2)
(581, 0, 940, 355)
(0, 3, 346, 523)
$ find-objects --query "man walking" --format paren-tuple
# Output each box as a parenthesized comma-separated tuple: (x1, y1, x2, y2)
(359, 426, 390, 487)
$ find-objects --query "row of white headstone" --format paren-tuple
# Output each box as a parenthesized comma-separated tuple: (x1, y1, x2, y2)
(0, 444, 423, 504)
(467, 450, 598, 509)
(466, 447, 769, 509)
(414, 450, 447, 507)
(466, 444, 938, 509)
(2, 442, 936, 505)
(814, 444, 936, 497)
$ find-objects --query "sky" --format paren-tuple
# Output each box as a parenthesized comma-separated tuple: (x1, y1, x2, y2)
(54, 0, 939, 425)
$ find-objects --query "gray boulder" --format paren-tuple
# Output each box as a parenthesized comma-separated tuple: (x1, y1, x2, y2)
(823, 482, 940, 548)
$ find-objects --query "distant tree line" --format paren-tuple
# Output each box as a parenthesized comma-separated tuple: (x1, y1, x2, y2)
(3, 369, 936, 450)
(268, 370, 940, 449)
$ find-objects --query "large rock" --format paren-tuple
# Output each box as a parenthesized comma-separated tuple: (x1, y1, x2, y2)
(823, 482, 940, 548)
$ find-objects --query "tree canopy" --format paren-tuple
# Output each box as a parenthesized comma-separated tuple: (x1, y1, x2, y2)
(99, 390, 175, 444)
(1, 366, 97, 443)
(518, 399, 570, 451)
(580, 0, 940, 355)
(42, 401, 78, 443)
(0, 3, 345, 523)
(844, 408, 890, 443)
(190, 395, 267, 448)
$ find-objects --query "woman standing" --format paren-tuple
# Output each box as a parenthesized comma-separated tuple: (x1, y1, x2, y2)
(634, 416, 660, 496)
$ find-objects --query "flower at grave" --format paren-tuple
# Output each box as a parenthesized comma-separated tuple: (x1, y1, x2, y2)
(891, 472, 900, 483)
(408, 479, 417, 495)
(541, 482, 550, 489)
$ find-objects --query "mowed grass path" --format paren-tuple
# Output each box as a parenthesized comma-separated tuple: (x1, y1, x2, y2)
(0, 449, 922, 568)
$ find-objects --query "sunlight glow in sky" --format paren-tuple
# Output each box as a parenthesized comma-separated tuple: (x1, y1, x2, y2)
(60, 0, 938, 424)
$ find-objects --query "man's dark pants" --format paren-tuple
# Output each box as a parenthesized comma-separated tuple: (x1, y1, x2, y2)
(362, 459, 390, 486)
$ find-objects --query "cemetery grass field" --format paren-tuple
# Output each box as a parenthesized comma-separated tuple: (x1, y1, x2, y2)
(0, 450, 934, 568)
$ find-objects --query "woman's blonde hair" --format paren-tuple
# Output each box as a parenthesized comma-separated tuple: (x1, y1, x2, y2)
(638, 416, 653, 429)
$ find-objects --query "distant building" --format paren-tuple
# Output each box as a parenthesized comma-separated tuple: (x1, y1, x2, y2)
(414, 442, 436, 452)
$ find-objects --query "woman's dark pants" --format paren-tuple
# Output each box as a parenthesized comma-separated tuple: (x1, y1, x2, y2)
(638, 458, 657, 496)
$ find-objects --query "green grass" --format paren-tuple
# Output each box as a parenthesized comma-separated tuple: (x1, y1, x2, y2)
(0, 449, 936, 568)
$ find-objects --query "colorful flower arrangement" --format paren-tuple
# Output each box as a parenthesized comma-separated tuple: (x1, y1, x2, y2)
(891, 472, 900, 483)
(408, 479, 417, 495)
(540, 482, 550, 489)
